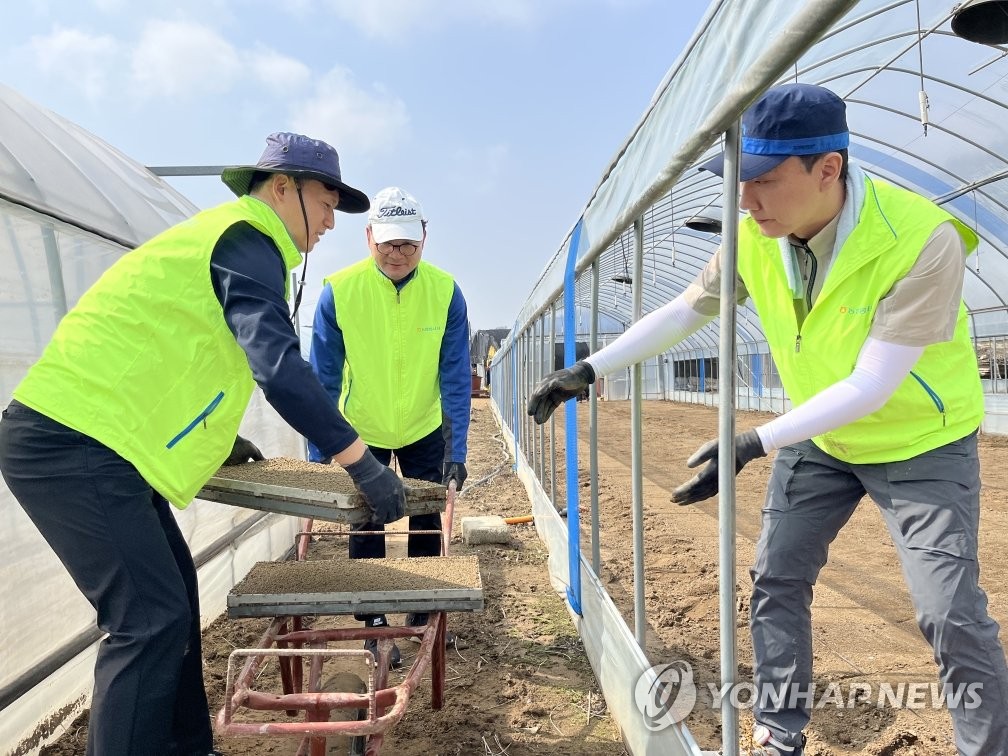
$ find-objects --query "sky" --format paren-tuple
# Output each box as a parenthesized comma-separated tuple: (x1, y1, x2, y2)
(4, 0, 709, 333)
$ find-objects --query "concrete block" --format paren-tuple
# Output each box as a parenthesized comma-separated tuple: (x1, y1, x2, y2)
(461, 515, 510, 545)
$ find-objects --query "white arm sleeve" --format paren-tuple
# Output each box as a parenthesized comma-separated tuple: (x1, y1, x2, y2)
(584, 295, 712, 377)
(755, 337, 925, 453)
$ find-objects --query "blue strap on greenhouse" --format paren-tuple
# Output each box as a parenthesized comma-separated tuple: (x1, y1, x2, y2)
(563, 218, 584, 616)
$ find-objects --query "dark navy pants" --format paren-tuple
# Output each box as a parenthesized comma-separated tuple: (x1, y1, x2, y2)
(0, 401, 214, 756)
(350, 425, 445, 562)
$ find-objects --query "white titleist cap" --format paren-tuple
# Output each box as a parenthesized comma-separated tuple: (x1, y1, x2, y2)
(368, 186, 425, 243)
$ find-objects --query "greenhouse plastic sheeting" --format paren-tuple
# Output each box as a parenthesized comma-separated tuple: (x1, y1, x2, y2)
(0, 83, 197, 249)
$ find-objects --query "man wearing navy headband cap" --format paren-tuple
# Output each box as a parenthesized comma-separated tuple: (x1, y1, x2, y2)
(527, 83, 1007, 755)
(700, 82, 851, 182)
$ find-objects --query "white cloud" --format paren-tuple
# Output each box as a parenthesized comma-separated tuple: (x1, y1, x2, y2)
(323, 0, 545, 39)
(248, 49, 313, 95)
(90, 0, 128, 12)
(131, 19, 241, 99)
(22, 16, 410, 159)
(289, 66, 410, 155)
(28, 27, 119, 100)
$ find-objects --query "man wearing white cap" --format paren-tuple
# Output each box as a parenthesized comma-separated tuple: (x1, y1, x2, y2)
(309, 187, 471, 668)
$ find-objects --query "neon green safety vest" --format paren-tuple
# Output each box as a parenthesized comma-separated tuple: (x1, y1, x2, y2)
(325, 259, 455, 449)
(737, 176, 984, 464)
(14, 196, 302, 507)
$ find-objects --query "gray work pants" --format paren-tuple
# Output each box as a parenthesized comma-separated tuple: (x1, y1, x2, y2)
(750, 432, 1008, 756)
(0, 401, 214, 756)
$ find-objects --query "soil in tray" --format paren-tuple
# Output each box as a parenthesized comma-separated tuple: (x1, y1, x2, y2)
(231, 555, 482, 595)
(214, 457, 446, 508)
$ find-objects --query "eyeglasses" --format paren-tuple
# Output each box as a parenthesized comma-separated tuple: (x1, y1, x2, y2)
(376, 241, 420, 257)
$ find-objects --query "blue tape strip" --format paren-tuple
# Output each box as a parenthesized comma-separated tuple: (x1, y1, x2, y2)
(563, 219, 584, 616)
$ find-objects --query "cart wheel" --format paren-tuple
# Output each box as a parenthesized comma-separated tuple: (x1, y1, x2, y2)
(348, 708, 367, 756)
(320, 669, 367, 755)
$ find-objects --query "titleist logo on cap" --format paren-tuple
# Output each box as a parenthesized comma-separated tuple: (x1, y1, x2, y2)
(376, 206, 417, 218)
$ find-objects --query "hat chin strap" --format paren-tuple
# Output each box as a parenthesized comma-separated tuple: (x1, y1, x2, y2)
(289, 179, 310, 325)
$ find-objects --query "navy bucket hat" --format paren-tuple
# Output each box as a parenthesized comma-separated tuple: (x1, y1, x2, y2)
(221, 132, 370, 213)
(700, 83, 849, 182)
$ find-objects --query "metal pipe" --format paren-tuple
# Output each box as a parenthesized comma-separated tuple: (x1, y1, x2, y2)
(41, 226, 68, 322)
(589, 259, 601, 576)
(147, 165, 229, 176)
(718, 119, 742, 756)
(631, 216, 646, 647)
(0, 192, 139, 250)
(520, 329, 528, 455)
(549, 302, 557, 508)
(539, 316, 547, 484)
(530, 317, 539, 477)
(218, 613, 446, 744)
(934, 168, 1008, 204)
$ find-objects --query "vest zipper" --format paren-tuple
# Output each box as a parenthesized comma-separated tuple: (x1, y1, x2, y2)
(167, 391, 225, 448)
(909, 371, 946, 427)
(793, 241, 815, 353)
(396, 287, 403, 440)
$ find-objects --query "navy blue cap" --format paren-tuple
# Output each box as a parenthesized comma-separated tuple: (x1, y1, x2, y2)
(700, 83, 849, 182)
(221, 132, 369, 213)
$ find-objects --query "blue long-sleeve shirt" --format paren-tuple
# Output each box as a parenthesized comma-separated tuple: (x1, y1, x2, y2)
(209, 221, 358, 458)
(307, 264, 471, 463)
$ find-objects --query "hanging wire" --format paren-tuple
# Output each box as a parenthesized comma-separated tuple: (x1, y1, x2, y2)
(670, 189, 677, 268)
(650, 204, 657, 285)
(619, 233, 630, 295)
(915, 0, 930, 136)
(615, 237, 621, 305)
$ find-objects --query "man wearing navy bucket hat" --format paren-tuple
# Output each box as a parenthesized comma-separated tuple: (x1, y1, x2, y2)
(0, 132, 406, 756)
(527, 84, 1008, 755)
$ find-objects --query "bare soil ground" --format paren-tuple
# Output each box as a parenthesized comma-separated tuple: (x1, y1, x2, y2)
(40, 398, 1008, 755)
(556, 399, 1008, 756)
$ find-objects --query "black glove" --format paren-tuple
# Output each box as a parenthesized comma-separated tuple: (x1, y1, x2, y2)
(345, 449, 406, 524)
(671, 429, 766, 506)
(443, 461, 467, 490)
(224, 435, 265, 465)
(526, 360, 596, 425)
